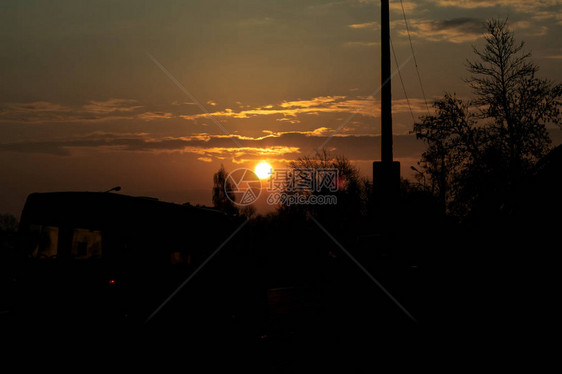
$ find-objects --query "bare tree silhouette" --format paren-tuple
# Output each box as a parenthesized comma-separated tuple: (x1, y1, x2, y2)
(212, 165, 239, 215)
(240, 205, 256, 219)
(467, 18, 561, 176)
(276, 149, 368, 222)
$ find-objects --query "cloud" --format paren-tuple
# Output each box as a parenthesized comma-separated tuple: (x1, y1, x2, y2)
(171, 101, 197, 106)
(81, 99, 142, 114)
(180, 96, 427, 122)
(137, 112, 175, 121)
(389, 1, 418, 12)
(0, 102, 73, 123)
(0, 99, 146, 123)
(0, 132, 301, 159)
(511, 21, 549, 37)
(402, 18, 485, 43)
(348, 21, 380, 30)
(348, 16, 485, 44)
(532, 11, 562, 25)
(427, 0, 559, 12)
(1, 102, 72, 113)
(276, 117, 301, 124)
(389, 16, 552, 43)
(0, 99, 175, 124)
(0, 95, 428, 130)
(356, 0, 419, 12)
(0, 129, 427, 166)
(280, 96, 347, 108)
(262, 127, 334, 138)
(343, 41, 380, 47)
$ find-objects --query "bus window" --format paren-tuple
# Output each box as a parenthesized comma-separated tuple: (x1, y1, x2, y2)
(170, 251, 192, 266)
(170, 251, 184, 265)
(71, 228, 102, 260)
(27, 225, 59, 259)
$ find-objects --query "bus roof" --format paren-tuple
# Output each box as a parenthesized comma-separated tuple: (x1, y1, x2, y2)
(19, 192, 233, 231)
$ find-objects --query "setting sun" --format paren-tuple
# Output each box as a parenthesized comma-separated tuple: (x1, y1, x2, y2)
(255, 162, 273, 179)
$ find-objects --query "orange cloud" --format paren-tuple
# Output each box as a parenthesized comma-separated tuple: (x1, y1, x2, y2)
(0, 99, 145, 123)
(81, 99, 142, 113)
(344, 41, 379, 47)
(400, 18, 484, 43)
(427, 0, 558, 12)
(532, 11, 562, 25)
(192, 146, 301, 164)
(262, 127, 334, 137)
(2, 101, 72, 113)
(389, 1, 418, 12)
(137, 112, 174, 121)
(348, 22, 380, 30)
(179, 96, 426, 122)
(0, 95, 427, 127)
(0, 129, 432, 169)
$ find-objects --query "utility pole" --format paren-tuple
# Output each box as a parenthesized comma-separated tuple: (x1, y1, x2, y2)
(373, 0, 401, 199)
(380, 0, 392, 164)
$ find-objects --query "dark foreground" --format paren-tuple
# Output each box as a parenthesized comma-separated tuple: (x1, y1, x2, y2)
(1, 214, 555, 371)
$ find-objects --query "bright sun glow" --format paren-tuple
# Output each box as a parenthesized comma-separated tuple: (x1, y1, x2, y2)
(255, 162, 273, 179)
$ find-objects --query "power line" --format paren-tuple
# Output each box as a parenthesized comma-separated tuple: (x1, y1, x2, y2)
(390, 36, 416, 125)
(399, 0, 431, 115)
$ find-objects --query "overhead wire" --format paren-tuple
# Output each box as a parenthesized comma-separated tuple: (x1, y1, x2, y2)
(390, 36, 416, 125)
(399, 0, 431, 115)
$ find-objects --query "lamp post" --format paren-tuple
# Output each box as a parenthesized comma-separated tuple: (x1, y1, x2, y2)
(410, 166, 426, 190)
(103, 186, 121, 193)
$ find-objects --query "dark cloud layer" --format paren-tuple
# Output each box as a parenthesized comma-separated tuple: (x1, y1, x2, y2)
(0, 131, 427, 163)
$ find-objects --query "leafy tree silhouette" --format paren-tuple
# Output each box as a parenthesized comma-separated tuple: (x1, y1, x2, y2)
(415, 19, 561, 217)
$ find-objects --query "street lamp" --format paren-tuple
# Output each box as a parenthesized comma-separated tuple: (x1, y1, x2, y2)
(103, 186, 121, 193)
(410, 166, 426, 190)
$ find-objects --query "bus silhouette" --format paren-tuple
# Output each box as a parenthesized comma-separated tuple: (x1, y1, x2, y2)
(14, 191, 242, 328)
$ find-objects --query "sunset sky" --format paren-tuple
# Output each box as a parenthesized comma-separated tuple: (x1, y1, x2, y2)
(1, 0, 561, 216)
